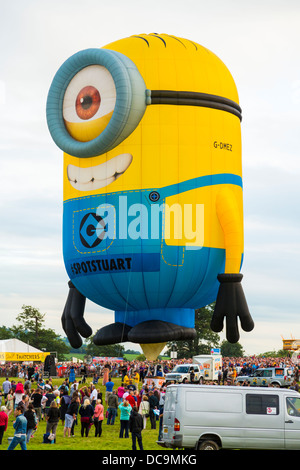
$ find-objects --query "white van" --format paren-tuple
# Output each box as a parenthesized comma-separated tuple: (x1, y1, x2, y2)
(158, 384, 300, 450)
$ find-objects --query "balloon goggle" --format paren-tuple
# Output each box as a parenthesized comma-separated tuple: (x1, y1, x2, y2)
(46, 48, 242, 159)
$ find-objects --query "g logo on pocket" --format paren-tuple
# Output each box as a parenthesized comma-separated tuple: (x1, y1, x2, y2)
(79, 212, 106, 248)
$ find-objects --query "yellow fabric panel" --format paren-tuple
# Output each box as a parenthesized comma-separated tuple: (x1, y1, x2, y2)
(63, 105, 242, 201)
(216, 186, 244, 273)
(164, 185, 243, 257)
(104, 34, 239, 103)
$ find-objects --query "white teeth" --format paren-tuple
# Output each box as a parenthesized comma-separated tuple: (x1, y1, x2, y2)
(67, 153, 133, 191)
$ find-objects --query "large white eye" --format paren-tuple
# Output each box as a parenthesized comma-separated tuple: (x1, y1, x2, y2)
(63, 65, 116, 124)
(47, 48, 147, 157)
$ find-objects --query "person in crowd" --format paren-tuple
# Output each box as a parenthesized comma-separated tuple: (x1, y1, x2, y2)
(14, 381, 24, 409)
(53, 389, 61, 406)
(58, 380, 69, 393)
(45, 400, 60, 440)
(17, 394, 28, 414)
(27, 364, 35, 381)
(126, 389, 136, 408)
(80, 363, 87, 383)
(107, 390, 118, 425)
(70, 380, 79, 397)
(64, 395, 79, 437)
(129, 406, 144, 450)
(133, 370, 140, 390)
(290, 379, 300, 392)
(90, 384, 98, 408)
(44, 388, 56, 416)
(118, 399, 132, 438)
(92, 373, 100, 384)
(44, 380, 53, 392)
(7, 405, 27, 450)
(59, 390, 71, 425)
(70, 394, 81, 437)
(79, 386, 90, 404)
(0, 406, 8, 445)
(24, 403, 38, 443)
(79, 398, 94, 437)
(69, 365, 76, 384)
(102, 365, 110, 385)
(93, 398, 104, 437)
(139, 395, 150, 429)
(158, 394, 165, 441)
(5, 389, 14, 417)
(105, 378, 114, 405)
(2, 378, 11, 400)
(148, 390, 159, 430)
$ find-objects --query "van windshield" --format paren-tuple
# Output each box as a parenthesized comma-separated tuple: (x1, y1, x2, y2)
(172, 366, 189, 373)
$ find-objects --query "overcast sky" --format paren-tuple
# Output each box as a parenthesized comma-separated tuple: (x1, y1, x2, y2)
(0, 0, 299, 356)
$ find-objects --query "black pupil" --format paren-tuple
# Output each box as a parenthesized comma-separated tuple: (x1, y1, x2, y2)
(80, 95, 93, 110)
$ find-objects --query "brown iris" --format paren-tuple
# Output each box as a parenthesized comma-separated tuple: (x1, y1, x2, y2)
(75, 86, 101, 120)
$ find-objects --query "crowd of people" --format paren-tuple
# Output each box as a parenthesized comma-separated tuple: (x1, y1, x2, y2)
(0, 354, 299, 451)
(0, 361, 165, 451)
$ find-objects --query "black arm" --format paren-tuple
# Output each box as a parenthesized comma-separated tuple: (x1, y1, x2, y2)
(210, 273, 254, 343)
(61, 281, 93, 348)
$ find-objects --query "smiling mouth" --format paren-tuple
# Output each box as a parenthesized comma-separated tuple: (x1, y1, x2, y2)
(67, 153, 133, 191)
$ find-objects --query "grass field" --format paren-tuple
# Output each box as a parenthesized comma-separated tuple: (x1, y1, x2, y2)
(0, 376, 165, 451)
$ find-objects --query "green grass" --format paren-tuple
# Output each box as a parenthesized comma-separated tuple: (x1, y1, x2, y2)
(0, 376, 164, 451)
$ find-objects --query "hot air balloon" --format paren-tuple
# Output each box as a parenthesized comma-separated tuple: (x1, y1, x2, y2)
(46, 34, 254, 359)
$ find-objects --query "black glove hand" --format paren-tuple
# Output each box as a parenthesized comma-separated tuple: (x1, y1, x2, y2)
(61, 281, 93, 348)
(210, 273, 254, 343)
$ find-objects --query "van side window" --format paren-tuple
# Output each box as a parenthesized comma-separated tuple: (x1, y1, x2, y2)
(262, 370, 272, 378)
(246, 394, 279, 415)
(164, 390, 177, 412)
(286, 397, 300, 417)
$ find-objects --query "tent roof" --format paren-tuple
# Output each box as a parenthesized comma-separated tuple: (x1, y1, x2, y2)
(0, 338, 43, 353)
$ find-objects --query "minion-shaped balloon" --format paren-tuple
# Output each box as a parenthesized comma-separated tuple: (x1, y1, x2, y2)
(47, 34, 254, 357)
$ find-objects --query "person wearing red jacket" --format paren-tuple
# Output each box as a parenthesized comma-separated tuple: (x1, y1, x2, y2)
(0, 406, 9, 445)
(126, 390, 136, 408)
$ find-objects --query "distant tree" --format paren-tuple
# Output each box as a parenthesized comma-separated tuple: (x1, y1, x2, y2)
(166, 304, 221, 359)
(15, 305, 45, 346)
(124, 349, 141, 355)
(2, 305, 69, 361)
(135, 354, 146, 361)
(85, 338, 125, 358)
(0, 326, 14, 340)
(258, 349, 291, 358)
(220, 340, 244, 357)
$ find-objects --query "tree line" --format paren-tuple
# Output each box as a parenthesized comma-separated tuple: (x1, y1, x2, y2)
(0, 304, 289, 361)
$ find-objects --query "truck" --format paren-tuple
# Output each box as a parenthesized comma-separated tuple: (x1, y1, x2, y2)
(164, 355, 222, 384)
(192, 354, 222, 382)
(158, 384, 300, 450)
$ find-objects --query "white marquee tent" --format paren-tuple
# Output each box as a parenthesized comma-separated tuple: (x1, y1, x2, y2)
(0, 338, 48, 362)
(0, 338, 42, 353)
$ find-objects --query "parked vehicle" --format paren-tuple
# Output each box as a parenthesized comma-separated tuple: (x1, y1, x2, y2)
(165, 355, 222, 384)
(193, 355, 222, 382)
(236, 367, 294, 387)
(158, 384, 300, 450)
(165, 364, 201, 383)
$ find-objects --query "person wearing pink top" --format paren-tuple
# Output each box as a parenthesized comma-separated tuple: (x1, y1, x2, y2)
(14, 382, 24, 410)
(117, 384, 125, 403)
(93, 399, 104, 437)
(0, 406, 9, 445)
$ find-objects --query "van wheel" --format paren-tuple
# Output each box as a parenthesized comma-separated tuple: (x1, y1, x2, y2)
(199, 440, 219, 450)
